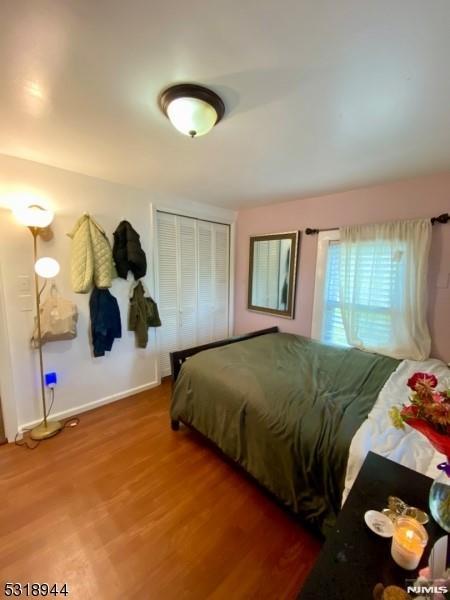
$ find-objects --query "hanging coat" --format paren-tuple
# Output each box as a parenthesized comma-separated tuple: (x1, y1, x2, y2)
(68, 215, 115, 293)
(89, 288, 122, 357)
(113, 220, 147, 280)
(128, 281, 161, 348)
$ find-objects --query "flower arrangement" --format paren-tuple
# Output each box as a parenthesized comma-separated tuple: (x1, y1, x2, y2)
(390, 372, 450, 459)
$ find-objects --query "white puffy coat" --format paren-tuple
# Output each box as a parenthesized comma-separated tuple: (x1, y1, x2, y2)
(68, 215, 115, 293)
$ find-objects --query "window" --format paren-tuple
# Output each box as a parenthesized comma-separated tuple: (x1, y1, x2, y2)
(312, 231, 404, 348)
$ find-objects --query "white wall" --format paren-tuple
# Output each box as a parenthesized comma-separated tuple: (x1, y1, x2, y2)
(0, 154, 237, 441)
(0, 154, 160, 439)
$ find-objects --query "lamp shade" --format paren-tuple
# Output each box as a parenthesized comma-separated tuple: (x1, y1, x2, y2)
(159, 84, 225, 138)
(167, 97, 218, 137)
(14, 204, 54, 228)
(35, 257, 60, 279)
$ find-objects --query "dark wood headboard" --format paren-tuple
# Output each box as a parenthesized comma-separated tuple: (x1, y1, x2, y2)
(170, 326, 279, 382)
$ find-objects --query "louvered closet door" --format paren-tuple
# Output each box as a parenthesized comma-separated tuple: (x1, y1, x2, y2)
(157, 212, 230, 376)
(177, 217, 198, 349)
(157, 212, 179, 376)
(197, 220, 214, 344)
(212, 223, 230, 340)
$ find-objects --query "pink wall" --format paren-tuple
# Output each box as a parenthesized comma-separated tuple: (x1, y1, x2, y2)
(234, 173, 450, 361)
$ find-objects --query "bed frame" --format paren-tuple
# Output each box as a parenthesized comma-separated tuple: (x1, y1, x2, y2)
(167, 325, 324, 536)
(169, 326, 279, 430)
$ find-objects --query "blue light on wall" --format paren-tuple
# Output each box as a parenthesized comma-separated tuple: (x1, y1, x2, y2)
(45, 372, 57, 387)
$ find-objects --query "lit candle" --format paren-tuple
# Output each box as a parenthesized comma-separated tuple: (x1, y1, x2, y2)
(391, 516, 428, 570)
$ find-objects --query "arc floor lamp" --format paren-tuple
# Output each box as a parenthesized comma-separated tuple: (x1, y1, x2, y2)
(14, 204, 62, 440)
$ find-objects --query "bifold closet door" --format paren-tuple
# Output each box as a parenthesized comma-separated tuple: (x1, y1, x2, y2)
(197, 220, 214, 345)
(157, 212, 230, 377)
(196, 222, 230, 344)
(212, 223, 229, 340)
(177, 217, 198, 350)
(156, 212, 179, 376)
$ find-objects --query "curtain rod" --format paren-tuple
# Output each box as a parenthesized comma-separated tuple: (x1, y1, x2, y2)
(304, 212, 450, 235)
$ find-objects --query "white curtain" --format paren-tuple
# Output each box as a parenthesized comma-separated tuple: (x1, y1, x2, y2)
(339, 218, 431, 360)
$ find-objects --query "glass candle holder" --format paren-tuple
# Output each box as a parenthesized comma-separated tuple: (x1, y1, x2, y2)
(391, 516, 428, 570)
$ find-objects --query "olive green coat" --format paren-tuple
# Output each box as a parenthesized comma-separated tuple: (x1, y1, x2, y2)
(128, 282, 161, 348)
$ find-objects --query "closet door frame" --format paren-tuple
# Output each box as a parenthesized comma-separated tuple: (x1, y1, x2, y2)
(150, 201, 236, 384)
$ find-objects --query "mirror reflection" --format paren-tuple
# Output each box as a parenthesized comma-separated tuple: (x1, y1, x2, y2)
(252, 238, 292, 310)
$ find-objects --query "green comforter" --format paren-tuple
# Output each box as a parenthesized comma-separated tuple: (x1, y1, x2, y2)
(171, 333, 399, 532)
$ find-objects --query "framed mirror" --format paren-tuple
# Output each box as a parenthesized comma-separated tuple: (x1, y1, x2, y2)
(248, 231, 300, 319)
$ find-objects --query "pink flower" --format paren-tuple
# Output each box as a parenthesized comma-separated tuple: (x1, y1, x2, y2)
(433, 392, 445, 404)
(418, 566, 431, 579)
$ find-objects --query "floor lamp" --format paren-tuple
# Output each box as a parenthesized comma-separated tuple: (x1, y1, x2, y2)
(15, 204, 63, 440)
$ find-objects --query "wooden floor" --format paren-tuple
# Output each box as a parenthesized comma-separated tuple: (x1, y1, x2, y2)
(0, 379, 321, 600)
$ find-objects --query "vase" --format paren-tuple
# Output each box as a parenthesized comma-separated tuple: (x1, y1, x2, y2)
(429, 468, 450, 532)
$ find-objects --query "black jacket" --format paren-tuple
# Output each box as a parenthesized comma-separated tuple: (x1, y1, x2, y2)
(113, 221, 147, 280)
(89, 288, 122, 357)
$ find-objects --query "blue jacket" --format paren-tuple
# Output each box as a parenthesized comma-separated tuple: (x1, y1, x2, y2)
(89, 288, 122, 357)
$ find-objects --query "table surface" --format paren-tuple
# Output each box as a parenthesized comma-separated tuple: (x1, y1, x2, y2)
(298, 452, 446, 599)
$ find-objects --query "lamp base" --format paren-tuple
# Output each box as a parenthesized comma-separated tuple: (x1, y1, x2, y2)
(30, 420, 63, 441)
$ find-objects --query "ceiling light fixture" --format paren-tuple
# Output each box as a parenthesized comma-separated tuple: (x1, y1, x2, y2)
(158, 83, 225, 138)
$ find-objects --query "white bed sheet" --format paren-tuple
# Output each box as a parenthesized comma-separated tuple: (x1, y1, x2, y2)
(343, 358, 450, 504)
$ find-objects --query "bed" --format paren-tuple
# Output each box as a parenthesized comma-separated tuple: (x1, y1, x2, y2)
(170, 328, 400, 533)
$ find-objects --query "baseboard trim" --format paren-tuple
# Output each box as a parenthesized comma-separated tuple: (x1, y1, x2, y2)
(18, 380, 160, 434)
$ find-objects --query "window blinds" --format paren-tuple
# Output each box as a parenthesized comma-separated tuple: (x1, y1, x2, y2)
(322, 242, 347, 346)
(323, 241, 406, 349)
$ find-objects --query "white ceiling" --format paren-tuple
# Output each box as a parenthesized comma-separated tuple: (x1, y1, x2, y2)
(1, 0, 449, 209)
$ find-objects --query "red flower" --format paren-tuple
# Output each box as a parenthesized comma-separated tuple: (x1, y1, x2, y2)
(390, 372, 450, 465)
(407, 372, 438, 391)
(401, 405, 420, 419)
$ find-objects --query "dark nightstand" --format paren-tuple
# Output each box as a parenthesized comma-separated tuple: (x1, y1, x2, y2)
(299, 452, 446, 599)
